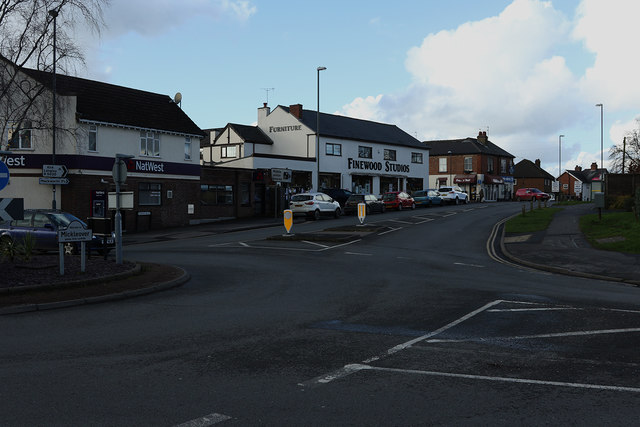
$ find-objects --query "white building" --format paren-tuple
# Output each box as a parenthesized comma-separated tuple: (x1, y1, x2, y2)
(202, 103, 429, 200)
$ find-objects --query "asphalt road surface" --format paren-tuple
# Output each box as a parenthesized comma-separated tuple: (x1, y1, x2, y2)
(3, 202, 640, 426)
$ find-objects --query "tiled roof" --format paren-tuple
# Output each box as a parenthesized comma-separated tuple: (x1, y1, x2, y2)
(281, 105, 426, 150)
(226, 123, 273, 145)
(513, 159, 555, 180)
(21, 67, 204, 137)
(568, 168, 607, 183)
(425, 137, 514, 158)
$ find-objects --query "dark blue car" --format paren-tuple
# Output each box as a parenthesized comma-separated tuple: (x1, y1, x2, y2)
(412, 189, 443, 207)
(0, 209, 114, 255)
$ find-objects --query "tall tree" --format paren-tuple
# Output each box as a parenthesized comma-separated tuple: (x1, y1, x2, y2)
(609, 119, 640, 174)
(0, 0, 108, 150)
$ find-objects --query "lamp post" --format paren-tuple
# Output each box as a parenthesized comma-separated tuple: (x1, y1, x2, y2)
(316, 66, 326, 191)
(49, 9, 58, 209)
(558, 134, 564, 198)
(596, 103, 603, 170)
(114, 153, 134, 264)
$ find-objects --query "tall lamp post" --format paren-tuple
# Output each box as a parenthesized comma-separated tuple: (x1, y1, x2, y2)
(596, 103, 603, 170)
(316, 66, 326, 191)
(49, 9, 58, 209)
(558, 134, 564, 198)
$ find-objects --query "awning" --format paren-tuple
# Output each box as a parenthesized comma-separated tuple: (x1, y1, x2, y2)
(454, 174, 477, 184)
(484, 174, 504, 184)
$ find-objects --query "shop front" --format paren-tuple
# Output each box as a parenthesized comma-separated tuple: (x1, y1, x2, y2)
(454, 174, 477, 200)
(351, 174, 373, 194)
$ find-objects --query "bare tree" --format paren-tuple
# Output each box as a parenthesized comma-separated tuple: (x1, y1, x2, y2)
(1, 0, 108, 150)
(609, 119, 640, 174)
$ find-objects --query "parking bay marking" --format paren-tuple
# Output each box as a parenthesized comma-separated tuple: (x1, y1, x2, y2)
(174, 412, 231, 426)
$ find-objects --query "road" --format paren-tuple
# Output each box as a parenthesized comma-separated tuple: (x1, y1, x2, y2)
(2, 202, 640, 426)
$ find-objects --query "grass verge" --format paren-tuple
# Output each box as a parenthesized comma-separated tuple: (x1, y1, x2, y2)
(505, 207, 562, 233)
(580, 211, 640, 253)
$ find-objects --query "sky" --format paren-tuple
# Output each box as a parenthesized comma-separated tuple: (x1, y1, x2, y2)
(72, 0, 640, 177)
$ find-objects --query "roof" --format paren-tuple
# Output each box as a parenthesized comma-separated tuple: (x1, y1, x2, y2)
(217, 123, 273, 145)
(513, 159, 555, 180)
(21, 67, 204, 137)
(425, 137, 514, 158)
(280, 105, 426, 150)
(567, 168, 607, 183)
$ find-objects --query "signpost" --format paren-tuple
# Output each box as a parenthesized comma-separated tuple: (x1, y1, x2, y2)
(0, 161, 10, 191)
(58, 220, 92, 274)
(113, 154, 133, 264)
(271, 168, 292, 183)
(0, 198, 24, 221)
(283, 209, 293, 235)
(42, 164, 68, 177)
(39, 177, 69, 185)
(357, 202, 366, 225)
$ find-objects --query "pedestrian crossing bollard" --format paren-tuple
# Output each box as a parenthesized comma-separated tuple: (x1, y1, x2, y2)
(283, 209, 293, 236)
(357, 202, 366, 225)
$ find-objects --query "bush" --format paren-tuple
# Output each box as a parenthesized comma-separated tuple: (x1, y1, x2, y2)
(0, 233, 37, 263)
(607, 195, 634, 211)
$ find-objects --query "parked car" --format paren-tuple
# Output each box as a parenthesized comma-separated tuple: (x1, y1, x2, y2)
(412, 189, 443, 207)
(515, 187, 550, 201)
(289, 192, 341, 220)
(382, 191, 415, 210)
(320, 188, 353, 207)
(343, 194, 386, 215)
(0, 209, 115, 255)
(438, 186, 469, 205)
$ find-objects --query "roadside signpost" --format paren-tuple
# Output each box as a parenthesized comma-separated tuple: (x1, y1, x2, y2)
(113, 154, 134, 264)
(58, 220, 93, 274)
(0, 161, 10, 191)
(283, 209, 293, 235)
(42, 164, 68, 177)
(39, 177, 69, 185)
(271, 168, 292, 183)
(0, 161, 24, 220)
(357, 202, 366, 225)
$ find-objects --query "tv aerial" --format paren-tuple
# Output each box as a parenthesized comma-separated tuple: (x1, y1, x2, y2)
(261, 87, 275, 105)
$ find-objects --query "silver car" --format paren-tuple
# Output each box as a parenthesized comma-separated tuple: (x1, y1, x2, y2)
(438, 186, 469, 205)
(289, 192, 342, 220)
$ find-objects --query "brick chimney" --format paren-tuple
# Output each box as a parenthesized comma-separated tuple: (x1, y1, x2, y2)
(535, 159, 541, 168)
(289, 104, 303, 119)
(575, 165, 582, 172)
(477, 131, 488, 145)
(591, 162, 598, 170)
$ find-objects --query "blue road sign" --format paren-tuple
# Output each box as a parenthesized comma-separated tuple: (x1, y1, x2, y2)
(0, 161, 9, 191)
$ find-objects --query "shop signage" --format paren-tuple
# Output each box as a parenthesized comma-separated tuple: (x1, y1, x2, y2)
(268, 125, 302, 133)
(271, 168, 292, 183)
(134, 159, 165, 173)
(454, 174, 477, 184)
(347, 158, 410, 173)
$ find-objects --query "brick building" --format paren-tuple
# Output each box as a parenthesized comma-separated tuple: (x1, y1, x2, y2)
(512, 159, 554, 194)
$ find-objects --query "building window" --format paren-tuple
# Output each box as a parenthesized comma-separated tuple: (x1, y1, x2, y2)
(221, 145, 237, 158)
(358, 146, 372, 159)
(500, 158, 507, 174)
(439, 157, 447, 173)
(7, 121, 32, 149)
(487, 158, 494, 173)
(411, 152, 423, 164)
(140, 131, 160, 157)
(326, 143, 342, 156)
(240, 182, 250, 206)
(139, 182, 162, 206)
(384, 149, 396, 161)
(464, 156, 472, 172)
(201, 184, 234, 205)
(184, 137, 191, 160)
(88, 125, 97, 152)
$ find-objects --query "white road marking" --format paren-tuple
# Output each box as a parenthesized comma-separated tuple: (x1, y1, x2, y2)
(454, 262, 485, 268)
(174, 412, 231, 426)
(426, 327, 640, 343)
(359, 364, 640, 394)
(302, 240, 329, 248)
(388, 218, 414, 224)
(239, 242, 249, 247)
(345, 251, 372, 256)
(487, 308, 579, 312)
(378, 227, 402, 235)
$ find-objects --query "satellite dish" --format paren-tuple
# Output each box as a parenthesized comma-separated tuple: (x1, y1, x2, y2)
(174, 92, 182, 104)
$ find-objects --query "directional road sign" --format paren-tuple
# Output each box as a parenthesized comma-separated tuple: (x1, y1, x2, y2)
(0, 198, 24, 221)
(42, 164, 68, 178)
(0, 161, 10, 191)
(39, 177, 69, 185)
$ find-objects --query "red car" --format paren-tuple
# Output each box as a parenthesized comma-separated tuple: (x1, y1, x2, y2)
(515, 187, 550, 201)
(382, 191, 415, 210)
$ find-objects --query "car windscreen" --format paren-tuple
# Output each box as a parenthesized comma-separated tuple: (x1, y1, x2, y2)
(382, 193, 396, 201)
(347, 195, 364, 202)
(291, 195, 313, 202)
(439, 187, 452, 192)
(48, 212, 85, 228)
(413, 191, 425, 196)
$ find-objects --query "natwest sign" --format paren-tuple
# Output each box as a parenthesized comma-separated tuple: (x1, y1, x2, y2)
(132, 159, 166, 173)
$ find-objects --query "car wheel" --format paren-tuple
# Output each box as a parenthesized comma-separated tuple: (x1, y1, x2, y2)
(334, 208, 341, 218)
(411, 202, 416, 210)
(455, 197, 460, 205)
(63, 242, 77, 255)
(398, 203, 402, 211)
(381, 205, 386, 213)
(464, 197, 469, 204)
(366, 206, 371, 215)
(313, 209, 321, 220)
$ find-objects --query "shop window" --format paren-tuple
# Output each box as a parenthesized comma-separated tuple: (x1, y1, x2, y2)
(439, 157, 447, 173)
(411, 152, 423, 164)
(221, 145, 237, 158)
(140, 130, 160, 157)
(7, 121, 32, 149)
(326, 143, 341, 156)
(139, 182, 162, 206)
(88, 125, 97, 152)
(384, 149, 396, 161)
(201, 184, 234, 205)
(464, 156, 472, 172)
(358, 146, 372, 159)
(184, 137, 192, 160)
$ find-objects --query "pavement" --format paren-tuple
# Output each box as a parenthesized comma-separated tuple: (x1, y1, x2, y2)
(3, 203, 639, 315)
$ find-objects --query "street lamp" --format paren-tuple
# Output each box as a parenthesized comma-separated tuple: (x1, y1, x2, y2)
(49, 8, 58, 209)
(596, 103, 603, 170)
(114, 153, 134, 264)
(558, 134, 564, 197)
(316, 66, 326, 191)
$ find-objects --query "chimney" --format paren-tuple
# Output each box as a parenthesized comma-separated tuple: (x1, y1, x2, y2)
(575, 165, 582, 172)
(534, 159, 541, 168)
(477, 131, 488, 145)
(289, 104, 303, 119)
(258, 103, 271, 125)
(591, 162, 598, 170)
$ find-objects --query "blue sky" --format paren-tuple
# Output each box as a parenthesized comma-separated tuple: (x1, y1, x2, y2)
(75, 0, 639, 176)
